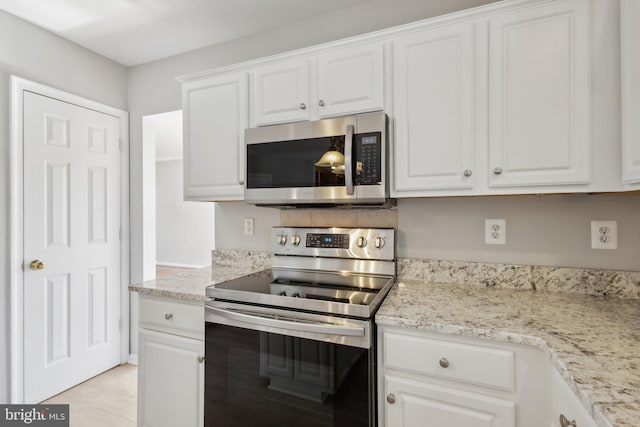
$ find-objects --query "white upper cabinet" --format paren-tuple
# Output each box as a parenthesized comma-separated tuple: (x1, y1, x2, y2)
(253, 42, 384, 126)
(393, 23, 476, 194)
(182, 72, 248, 201)
(253, 59, 310, 126)
(487, 0, 591, 187)
(317, 43, 384, 118)
(621, 0, 640, 185)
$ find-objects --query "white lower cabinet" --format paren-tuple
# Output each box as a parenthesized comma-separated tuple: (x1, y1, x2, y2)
(385, 376, 515, 427)
(137, 295, 204, 427)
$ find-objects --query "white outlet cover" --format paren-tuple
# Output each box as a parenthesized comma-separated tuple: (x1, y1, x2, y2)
(485, 219, 506, 245)
(244, 217, 254, 235)
(591, 220, 617, 250)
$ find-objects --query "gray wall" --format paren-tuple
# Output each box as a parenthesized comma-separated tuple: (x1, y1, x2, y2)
(156, 160, 215, 266)
(127, 0, 499, 284)
(398, 195, 640, 271)
(0, 11, 128, 403)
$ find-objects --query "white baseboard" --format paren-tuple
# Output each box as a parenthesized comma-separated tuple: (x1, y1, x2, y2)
(128, 354, 138, 366)
(156, 262, 208, 269)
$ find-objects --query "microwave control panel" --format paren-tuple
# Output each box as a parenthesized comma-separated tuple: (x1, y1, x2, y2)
(354, 132, 381, 185)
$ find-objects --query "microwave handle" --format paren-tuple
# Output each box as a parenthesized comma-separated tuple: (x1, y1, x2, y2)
(345, 124, 355, 195)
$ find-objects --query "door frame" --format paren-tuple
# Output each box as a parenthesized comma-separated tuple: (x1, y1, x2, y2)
(9, 76, 130, 403)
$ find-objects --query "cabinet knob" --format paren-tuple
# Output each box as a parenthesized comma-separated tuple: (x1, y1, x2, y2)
(238, 179, 244, 185)
(493, 167, 503, 175)
(439, 357, 449, 368)
(299, 103, 306, 110)
(165, 313, 173, 320)
(559, 415, 577, 427)
(463, 169, 472, 177)
(386, 393, 396, 404)
(318, 99, 325, 107)
(198, 355, 205, 363)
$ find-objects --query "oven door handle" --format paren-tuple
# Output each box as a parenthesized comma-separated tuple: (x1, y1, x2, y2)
(205, 306, 365, 337)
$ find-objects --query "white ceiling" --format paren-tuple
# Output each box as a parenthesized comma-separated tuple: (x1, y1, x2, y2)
(0, 0, 369, 66)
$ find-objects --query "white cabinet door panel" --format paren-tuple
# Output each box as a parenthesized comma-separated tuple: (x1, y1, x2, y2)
(385, 376, 515, 427)
(317, 42, 384, 118)
(138, 330, 204, 427)
(183, 72, 247, 200)
(393, 23, 476, 193)
(488, 0, 590, 187)
(254, 59, 310, 125)
(621, 0, 640, 184)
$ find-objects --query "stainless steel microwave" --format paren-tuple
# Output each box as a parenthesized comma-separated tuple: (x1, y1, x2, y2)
(244, 111, 392, 208)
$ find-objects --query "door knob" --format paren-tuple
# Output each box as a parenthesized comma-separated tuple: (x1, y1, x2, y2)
(29, 260, 46, 271)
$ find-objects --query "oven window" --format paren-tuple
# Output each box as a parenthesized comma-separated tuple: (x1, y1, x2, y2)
(205, 323, 371, 427)
(246, 137, 346, 189)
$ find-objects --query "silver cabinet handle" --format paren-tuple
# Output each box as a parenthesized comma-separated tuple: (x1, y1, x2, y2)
(198, 355, 205, 363)
(318, 99, 325, 107)
(299, 103, 306, 110)
(439, 357, 449, 368)
(493, 167, 503, 175)
(165, 313, 173, 320)
(559, 415, 577, 427)
(238, 179, 244, 185)
(386, 393, 396, 404)
(463, 169, 472, 177)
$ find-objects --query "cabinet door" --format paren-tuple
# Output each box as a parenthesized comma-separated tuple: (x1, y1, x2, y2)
(138, 330, 204, 427)
(488, 0, 590, 187)
(317, 42, 384, 118)
(393, 23, 476, 194)
(621, 0, 640, 184)
(182, 72, 247, 201)
(385, 376, 515, 427)
(254, 59, 310, 125)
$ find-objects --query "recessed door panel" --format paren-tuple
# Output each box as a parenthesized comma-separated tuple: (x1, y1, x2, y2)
(46, 161, 71, 248)
(88, 166, 107, 244)
(45, 274, 71, 366)
(88, 267, 108, 348)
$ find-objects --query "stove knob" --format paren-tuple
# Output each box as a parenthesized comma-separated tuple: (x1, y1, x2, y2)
(357, 236, 367, 248)
(374, 236, 385, 249)
(278, 234, 287, 245)
(292, 235, 301, 246)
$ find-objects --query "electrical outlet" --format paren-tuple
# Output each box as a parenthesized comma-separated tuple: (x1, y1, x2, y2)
(485, 219, 506, 245)
(591, 220, 617, 249)
(244, 218, 254, 236)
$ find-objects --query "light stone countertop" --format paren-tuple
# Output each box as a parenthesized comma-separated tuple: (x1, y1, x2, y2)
(128, 265, 263, 301)
(376, 279, 640, 427)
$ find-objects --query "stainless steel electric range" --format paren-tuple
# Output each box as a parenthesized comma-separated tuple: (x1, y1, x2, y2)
(204, 226, 396, 427)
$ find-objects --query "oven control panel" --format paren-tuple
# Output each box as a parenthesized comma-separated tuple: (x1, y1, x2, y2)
(272, 227, 395, 260)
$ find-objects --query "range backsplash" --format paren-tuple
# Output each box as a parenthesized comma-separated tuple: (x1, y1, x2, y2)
(212, 249, 640, 300)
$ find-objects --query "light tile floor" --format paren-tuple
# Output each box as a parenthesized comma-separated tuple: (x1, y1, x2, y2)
(42, 364, 137, 427)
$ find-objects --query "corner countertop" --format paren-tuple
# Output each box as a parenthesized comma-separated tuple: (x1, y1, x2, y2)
(376, 279, 640, 427)
(128, 265, 261, 302)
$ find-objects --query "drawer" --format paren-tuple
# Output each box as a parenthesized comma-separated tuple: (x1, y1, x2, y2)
(384, 332, 514, 391)
(139, 295, 204, 338)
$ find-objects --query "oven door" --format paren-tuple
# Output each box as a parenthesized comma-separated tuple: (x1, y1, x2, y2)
(204, 303, 376, 427)
(244, 112, 388, 206)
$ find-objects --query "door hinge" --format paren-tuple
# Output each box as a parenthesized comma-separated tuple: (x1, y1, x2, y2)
(119, 318, 123, 331)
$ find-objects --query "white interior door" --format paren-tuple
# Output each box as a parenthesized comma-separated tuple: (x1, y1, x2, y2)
(23, 90, 122, 403)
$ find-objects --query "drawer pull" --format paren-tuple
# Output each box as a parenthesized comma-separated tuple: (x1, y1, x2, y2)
(386, 393, 396, 404)
(559, 415, 577, 427)
(165, 313, 173, 320)
(198, 355, 205, 363)
(439, 358, 449, 368)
